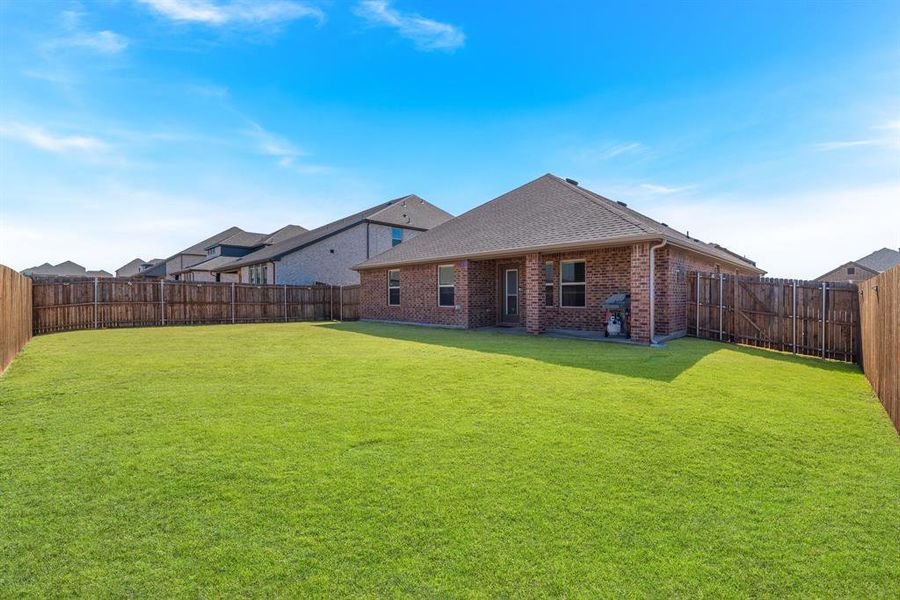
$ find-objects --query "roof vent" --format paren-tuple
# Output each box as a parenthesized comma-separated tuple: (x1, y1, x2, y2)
(616, 200, 627, 207)
(661, 223, 668, 228)
(565, 178, 579, 186)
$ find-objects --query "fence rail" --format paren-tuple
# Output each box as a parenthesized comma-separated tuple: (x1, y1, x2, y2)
(686, 272, 860, 363)
(31, 278, 359, 335)
(859, 266, 899, 432)
(1, 265, 33, 373)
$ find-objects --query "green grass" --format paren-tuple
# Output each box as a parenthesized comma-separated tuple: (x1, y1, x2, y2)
(1, 322, 898, 598)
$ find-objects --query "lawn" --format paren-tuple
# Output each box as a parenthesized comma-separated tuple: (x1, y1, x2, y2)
(1, 322, 898, 598)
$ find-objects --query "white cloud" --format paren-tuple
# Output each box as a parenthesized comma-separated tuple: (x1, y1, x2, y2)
(814, 139, 899, 151)
(815, 120, 900, 151)
(572, 142, 644, 163)
(138, 0, 324, 26)
(641, 184, 900, 279)
(354, 0, 464, 51)
(246, 121, 304, 160)
(0, 123, 107, 153)
(54, 30, 129, 54)
(639, 183, 695, 195)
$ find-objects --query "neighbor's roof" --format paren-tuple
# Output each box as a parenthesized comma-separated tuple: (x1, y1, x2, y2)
(171, 255, 241, 274)
(137, 260, 167, 278)
(856, 247, 900, 273)
(205, 230, 268, 250)
(355, 174, 764, 273)
(222, 195, 452, 270)
(116, 258, 146, 272)
(175, 226, 244, 257)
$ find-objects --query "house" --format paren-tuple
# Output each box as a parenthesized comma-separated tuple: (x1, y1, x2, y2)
(815, 248, 900, 284)
(353, 174, 764, 344)
(168, 225, 307, 282)
(216, 195, 452, 286)
(115, 258, 147, 278)
(22, 261, 111, 278)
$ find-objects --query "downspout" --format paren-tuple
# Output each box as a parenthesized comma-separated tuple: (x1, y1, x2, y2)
(649, 239, 667, 344)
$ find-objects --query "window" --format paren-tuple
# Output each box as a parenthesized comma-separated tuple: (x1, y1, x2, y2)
(387, 269, 400, 305)
(560, 260, 586, 307)
(544, 262, 554, 306)
(438, 265, 455, 306)
(391, 227, 403, 247)
(847, 267, 855, 275)
(261, 266, 268, 285)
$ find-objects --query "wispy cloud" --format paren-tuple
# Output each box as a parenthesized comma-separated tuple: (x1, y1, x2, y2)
(639, 183, 695, 195)
(815, 120, 900, 151)
(244, 121, 332, 174)
(138, 0, 324, 26)
(354, 1, 465, 51)
(246, 121, 304, 161)
(571, 141, 645, 164)
(51, 30, 129, 54)
(0, 123, 108, 153)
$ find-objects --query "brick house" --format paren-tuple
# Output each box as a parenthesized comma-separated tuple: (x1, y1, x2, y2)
(815, 248, 900, 284)
(354, 174, 764, 344)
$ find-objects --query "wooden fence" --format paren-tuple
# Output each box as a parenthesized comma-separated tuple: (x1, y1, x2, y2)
(858, 266, 899, 432)
(686, 272, 860, 362)
(31, 278, 359, 335)
(0, 265, 33, 373)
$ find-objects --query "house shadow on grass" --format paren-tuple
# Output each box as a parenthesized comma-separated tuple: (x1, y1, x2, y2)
(320, 321, 858, 384)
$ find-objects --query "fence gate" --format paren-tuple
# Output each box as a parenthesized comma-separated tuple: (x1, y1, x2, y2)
(687, 272, 859, 363)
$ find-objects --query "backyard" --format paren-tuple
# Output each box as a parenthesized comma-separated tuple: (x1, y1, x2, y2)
(1, 322, 898, 597)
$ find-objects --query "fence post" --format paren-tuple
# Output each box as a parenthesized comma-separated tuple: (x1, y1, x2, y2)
(93, 277, 99, 329)
(695, 272, 701, 337)
(284, 284, 288, 322)
(821, 281, 827, 359)
(160, 279, 165, 326)
(792, 280, 797, 354)
(330, 285, 334, 321)
(339, 285, 343, 322)
(718, 273, 724, 341)
(231, 282, 235, 324)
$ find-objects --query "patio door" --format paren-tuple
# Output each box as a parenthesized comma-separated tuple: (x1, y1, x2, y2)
(500, 267, 520, 324)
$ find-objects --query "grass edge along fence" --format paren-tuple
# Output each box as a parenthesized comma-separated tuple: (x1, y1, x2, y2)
(858, 265, 899, 432)
(686, 271, 859, 363)
(31, 277, 360, 335)
(0, 265, 33, 373)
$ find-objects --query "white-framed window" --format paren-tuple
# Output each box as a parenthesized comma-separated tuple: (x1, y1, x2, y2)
(391, 227, 403, 247)
(544, 261, 554, 306)
(560, 260, 586, 307)
(437, 264, 455, 307)
(387, 269, 400, 305)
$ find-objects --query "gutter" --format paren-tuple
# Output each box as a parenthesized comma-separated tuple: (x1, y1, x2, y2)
(649, 239, 667, 344)
(353, 234, 764, 275)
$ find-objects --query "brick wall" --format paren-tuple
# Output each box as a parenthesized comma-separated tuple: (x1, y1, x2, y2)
(539, 247, 632, 333)
(359, 261, 468, 327)
(358, 243, 749, 345)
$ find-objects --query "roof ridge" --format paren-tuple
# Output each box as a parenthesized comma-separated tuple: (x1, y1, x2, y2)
(549, 175, 657, 234)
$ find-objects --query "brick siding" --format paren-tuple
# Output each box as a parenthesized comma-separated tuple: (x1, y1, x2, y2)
(358, 242, 748, 345)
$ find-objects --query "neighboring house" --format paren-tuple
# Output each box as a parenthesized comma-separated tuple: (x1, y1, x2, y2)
(815, 248, 900, 284)
(22, 261, 111, 278)
(115, 258, 147, 278)
(216, 195, 452, 286)
(169, 225, 308, 282)
(353, 174, 764, 344)
(134, 259, 166, 279)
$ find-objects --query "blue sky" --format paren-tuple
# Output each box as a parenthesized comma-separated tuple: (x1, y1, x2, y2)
(1, 0, 898, 278)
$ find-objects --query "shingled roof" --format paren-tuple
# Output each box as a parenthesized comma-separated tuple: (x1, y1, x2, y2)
(856, 247, 900, 273)
(223, 195, 452, 270)
(355, 174, 764, 273)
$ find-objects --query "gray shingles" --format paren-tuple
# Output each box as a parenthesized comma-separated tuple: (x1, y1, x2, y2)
(356, 174, 762, 272)
(856, 248, 900, 273)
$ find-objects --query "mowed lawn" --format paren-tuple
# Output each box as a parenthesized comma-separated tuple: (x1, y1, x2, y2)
(1, 323, 898, 598)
